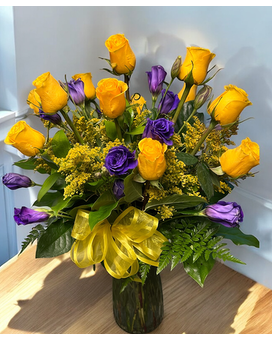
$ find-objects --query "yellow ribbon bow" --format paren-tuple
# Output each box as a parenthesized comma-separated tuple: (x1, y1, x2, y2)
(70, 206, 168, 279)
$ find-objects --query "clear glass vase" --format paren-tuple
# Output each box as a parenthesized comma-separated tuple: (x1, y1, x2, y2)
(112, 266, 164, 334)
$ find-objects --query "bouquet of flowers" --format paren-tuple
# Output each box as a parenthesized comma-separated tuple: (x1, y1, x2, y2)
(3, 33, 260, 332)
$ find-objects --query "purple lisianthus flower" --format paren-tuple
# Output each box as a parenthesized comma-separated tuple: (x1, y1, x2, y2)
(204, 201, 244, 228)
(158, 89, 179, 114)
(113, 179, 125, 200)
(39, 111, 62, 125)
(142, 118, 174, 146)
(14, 206, 50, 225)
(105, 145, 138, 176)
(146, 65, 167, 98)
(68, 78, 85, 105)
(2, 173, 33, 190)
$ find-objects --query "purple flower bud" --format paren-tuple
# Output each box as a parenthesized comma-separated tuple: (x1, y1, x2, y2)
(158, 89, 180, 114)
(146, 65, 167, 98)
(204, 201, 244, 228)
(14, 206, 50, 225)
(105, 145, 138, 176)
(39, 112, 62, 125)
(2, 173, 33, 190)
(171, 56, 182, 79)
(194, 85, 212, 110)
(68, 78, 85, 105)
(113, 179, 125, 200)
(142, 118, 174, 146)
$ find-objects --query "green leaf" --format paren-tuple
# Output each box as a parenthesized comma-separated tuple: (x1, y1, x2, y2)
(123, 105, 134, 128)
(145, 194, 206, 211)
(35, 219, 74, 258)
(124, 173, 143, 203)
(37, 172, 62, 201)
(92, 190, 116, 211)
(183, 253, 215, 287)
(104, 120, 117, 141)
(216, 224, 260, 248)
(14, 158, 47, 174)
(126, 125, 145, 135)
(33, 191, 64, 208)
(176, 152, 198, 166)
(51, 130, 71, 158)
(89, 201, 118, 231)
(51, 197, 73, 215)
(196, 162, 214, 200)
(41, 153, 59, 170)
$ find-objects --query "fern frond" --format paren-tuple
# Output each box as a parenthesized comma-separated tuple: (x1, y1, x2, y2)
(19, 224, 46, 255)
(139, 261, 151, 285)
(157, 243, 172, 274)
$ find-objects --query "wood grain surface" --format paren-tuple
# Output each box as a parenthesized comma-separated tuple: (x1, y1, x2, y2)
(0, 245, 271, 334)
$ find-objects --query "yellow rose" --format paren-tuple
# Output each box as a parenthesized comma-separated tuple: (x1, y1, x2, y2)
(207, 84, 252, 126)
(105, 33, 136, 75)
(178, 47, 216, 85)
(96, 78, 128, 119)
(72, 73, 96, 100)
(138, 138, 167, 181)
(219, 137, 260, 178)
(4, 121, 45, 157)
(131, 94, 146, 114)
(178, 84, 197, 102)
(27, 89, 41, 114)
(33, 72, 68, 114)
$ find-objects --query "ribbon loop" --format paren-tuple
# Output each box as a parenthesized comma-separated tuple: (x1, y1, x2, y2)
(70, 207, 168, 279)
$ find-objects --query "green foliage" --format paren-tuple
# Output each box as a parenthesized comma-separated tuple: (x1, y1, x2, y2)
(138, 262, 151, 285)
(196, 162, 214, 200)
(174, 101, 204, 135)
(216, 224, 259, 247)
(88, 201, 119, 231)
(37, 172, 63, 201)
(145, 194, 206, 211)
(158, 219, 245, 286)
(35, 219, 74, 258)
(19, 224, 47, 255)
(51, 130, 71, 158)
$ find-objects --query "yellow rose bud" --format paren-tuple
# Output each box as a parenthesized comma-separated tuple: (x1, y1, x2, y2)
(72, 73, 96, 100)
(33, 72, 68, 114)
(4, 121, 45, 157)
(27, 89, 41, 114)
(178, 47, 216, 85)
(178, 84, 197, 102)
(219, 137, 260, 178)
(138, 138, 167, 181)
(96, 78, 128, 119)
(207, 84, 252, 126)
(131, 94, 146, 114)
(105, 33, 136, 75)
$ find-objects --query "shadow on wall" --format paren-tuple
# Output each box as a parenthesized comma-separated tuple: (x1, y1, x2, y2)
(208, 45, 272, 201)
(131, 32, 188, 107)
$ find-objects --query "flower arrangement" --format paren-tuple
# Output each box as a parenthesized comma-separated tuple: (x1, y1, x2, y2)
(3, 34, 260, 303)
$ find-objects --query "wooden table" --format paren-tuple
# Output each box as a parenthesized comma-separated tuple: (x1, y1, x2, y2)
(0, 245, 272, 334)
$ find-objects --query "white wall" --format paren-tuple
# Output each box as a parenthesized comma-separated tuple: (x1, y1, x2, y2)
(2, 6, 272, 288)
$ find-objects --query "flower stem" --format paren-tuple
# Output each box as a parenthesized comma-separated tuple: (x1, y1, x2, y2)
(114, 118, 123, 141)
(60, 109, 84, 144)
(177, 107, 197, 135)
(190, 119, 217, 156)
(124, 74, 131, 102)
(172, 82, 192, 125)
